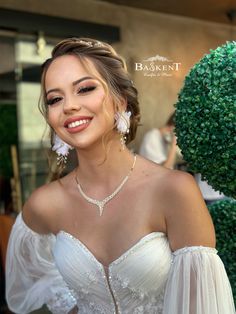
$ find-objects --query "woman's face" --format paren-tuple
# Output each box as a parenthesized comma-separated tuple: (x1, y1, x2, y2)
(44, 54, 115, 150)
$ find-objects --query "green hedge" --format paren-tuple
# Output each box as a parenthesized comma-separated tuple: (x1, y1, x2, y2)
(208, 199, 236, 303)
(175, 41, 236, 198)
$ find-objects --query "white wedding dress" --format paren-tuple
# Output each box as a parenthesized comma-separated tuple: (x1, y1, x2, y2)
(6, 213, 235, 314)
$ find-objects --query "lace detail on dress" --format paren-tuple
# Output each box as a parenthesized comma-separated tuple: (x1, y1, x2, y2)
(109, 272, 166, 314)
(75, 291, 108, 314)
(46, 287, 77, 314)
(131, 288, 165, 314)
(173, 246, 218, 256)
(72, 273, 115, 314)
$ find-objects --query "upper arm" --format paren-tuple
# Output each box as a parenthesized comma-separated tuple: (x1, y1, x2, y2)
(22, 185, 54, 234)
(163, 171, 216, 251)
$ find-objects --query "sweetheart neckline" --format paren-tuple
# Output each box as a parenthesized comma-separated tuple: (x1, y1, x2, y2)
(17, 213, 167, 268)
(57, 230, 166, 268)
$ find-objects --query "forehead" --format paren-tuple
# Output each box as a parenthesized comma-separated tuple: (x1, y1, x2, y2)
(45, 54, 100, 86)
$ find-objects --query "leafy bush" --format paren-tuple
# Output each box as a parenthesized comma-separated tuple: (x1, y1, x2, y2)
(175, 41, 236, 198)
(0, 104, 18, 178)
(208, 199, 236, 303)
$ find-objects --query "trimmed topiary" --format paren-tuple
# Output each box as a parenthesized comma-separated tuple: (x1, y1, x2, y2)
(208, 199, 236, 303)
(175, 41, 236, 198)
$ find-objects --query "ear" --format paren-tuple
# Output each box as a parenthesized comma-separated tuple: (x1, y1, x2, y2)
(121, 98, 128, 111)
(115, 97, 128, 112)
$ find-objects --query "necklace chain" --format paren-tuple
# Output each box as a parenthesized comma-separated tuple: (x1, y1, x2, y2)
(75, 155, 137, 216)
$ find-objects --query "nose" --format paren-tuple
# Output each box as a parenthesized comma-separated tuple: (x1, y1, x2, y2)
(63, 95, 81, 113)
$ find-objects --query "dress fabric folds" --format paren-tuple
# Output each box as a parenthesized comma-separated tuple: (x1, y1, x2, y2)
(5, 214, 77, 314)
(6, 213, 236, 314)
(163, 247, 235, 314)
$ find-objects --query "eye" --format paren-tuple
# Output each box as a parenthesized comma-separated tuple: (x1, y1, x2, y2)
(46, 97, 63, 106)
(78, 86, 96, 94)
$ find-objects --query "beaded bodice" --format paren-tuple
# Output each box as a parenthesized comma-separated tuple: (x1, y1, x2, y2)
(53, 231, 172, 314)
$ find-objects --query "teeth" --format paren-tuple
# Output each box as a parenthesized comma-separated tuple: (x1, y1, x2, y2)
(67, 119, 90, 128)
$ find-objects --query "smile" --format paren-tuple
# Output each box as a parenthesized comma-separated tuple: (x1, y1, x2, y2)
(64, 116, 93, 134)
(67, 119, 90, 129)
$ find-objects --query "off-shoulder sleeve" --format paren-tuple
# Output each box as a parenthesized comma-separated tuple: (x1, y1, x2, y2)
(163, 246, 235, 314)
(5, 213, 77, 314)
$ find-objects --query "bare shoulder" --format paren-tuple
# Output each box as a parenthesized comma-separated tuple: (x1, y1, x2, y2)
(137, 155, 170, 178)
(136, 155, 175, 193)
(22, 179, 64, 234)
(158, 169, 216, 251)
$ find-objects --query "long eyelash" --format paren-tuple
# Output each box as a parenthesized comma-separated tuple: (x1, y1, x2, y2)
(78, 86, 96, 93)
(46, 97, 62, 106)
(46, 86, 96, 105)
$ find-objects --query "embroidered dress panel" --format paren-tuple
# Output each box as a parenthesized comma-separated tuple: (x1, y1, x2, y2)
(53, 231, 172, 313)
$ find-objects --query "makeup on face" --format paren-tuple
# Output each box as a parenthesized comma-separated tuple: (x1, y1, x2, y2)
(45, 76, 99, 106)
(45, 55, 114, 147)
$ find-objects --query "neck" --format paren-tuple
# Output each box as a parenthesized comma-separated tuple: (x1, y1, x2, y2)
(75, 138, 135, 187)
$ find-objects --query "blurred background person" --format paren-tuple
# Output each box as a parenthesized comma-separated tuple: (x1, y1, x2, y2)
(139, 113, 181, 169)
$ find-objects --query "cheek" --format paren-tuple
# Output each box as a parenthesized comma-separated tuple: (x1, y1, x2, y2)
(100, 97, 116, 126)
(88, 90, 114, 119)
(91, 89, 106, 111)
(47, 107, 60, 129)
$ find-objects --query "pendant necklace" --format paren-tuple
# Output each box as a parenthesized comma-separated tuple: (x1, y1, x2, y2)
(75, 155, 137, 216)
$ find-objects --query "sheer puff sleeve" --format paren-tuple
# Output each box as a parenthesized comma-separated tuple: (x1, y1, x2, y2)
(163, 246, 235, 314)
(5, 213, 77, 314)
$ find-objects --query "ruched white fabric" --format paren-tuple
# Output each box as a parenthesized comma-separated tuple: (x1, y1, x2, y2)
(6, 213, 77, 314)
(6, 213, 235, 314)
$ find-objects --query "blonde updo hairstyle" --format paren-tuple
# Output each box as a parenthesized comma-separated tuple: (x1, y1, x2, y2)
(39, 37, 140, 178)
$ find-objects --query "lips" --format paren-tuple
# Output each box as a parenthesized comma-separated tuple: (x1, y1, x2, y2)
(67, 119, 91, 129)
(64, 116, 93, 134)
(64, 116, 93, 128)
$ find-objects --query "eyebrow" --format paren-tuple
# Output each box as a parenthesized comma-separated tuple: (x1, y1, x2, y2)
(46, 76, 93, 96)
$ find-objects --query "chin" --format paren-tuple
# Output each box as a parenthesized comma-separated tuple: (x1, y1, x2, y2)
(72, 137, 104, 151)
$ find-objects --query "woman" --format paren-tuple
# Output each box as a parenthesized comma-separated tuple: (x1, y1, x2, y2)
(6, 38, 235, 314)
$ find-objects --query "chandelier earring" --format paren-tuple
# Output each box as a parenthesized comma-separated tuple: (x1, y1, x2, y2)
(114, 110, 131, 150)
(52, 133, 73, 166)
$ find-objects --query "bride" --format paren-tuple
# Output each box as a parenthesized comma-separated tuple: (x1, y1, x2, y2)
(6, 38, 235, 313)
